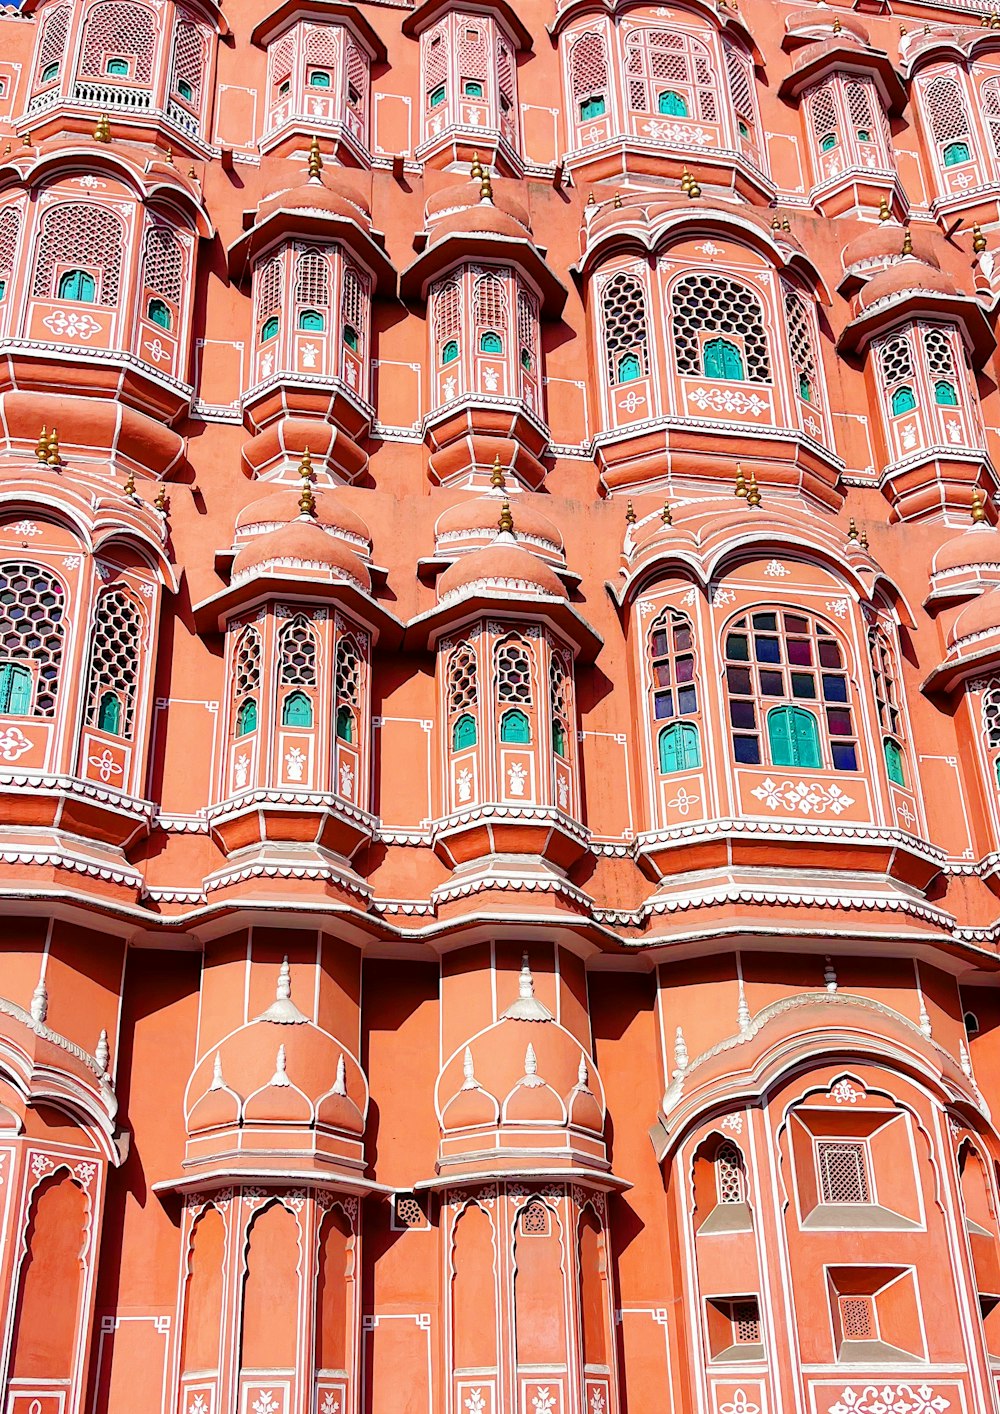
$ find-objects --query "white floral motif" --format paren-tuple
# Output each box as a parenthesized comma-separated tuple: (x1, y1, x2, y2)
(896, 800, 916, 828)
(483, 366, 499, 392)
(74, 1162, 96, 1187)
(764, 559, 789, 577)
(457, 768, 473, 803)
(43, 309, 101, 340)
(261, 352, 274, 378)
(0, 726, 32, 762)
(464, 1392, 485, 1414)
(750, 777, 855, 816)
(719, 1392, 760, 1414)
(508, 761, 527, 797)
(638, 600, 657, 616)
(301, 344, 318, 369)
(831, 1079, 863, 1105)
(187, 1396, 208, 1414)
(144, 338, 170, 364)
(711, 587, 736, 608)
(946, 420, 963, 444)
(687, 386, 769, 417)
(695, 241, 723, 256)
(88, 749, 123, 784)
(443, 376, 457, 400)
(320, 1395, 340, 1414)
(721, 1113, 744, 1133)
(589, 1391, 606, 1414)
(234, 754, 249, 789)
(667, 786, 699, 816)
(618, 388, 646, 414)
(531, 1391, 556, 1414)
(285, 747, 306, 782)
(826, 599, 849, 619)
(339, 762, 354, 798)
(827, 1385, 951, 1414)
(7, 520, 41, 536)
(681, 588, 698, 606)
(641, 119, 711, 143)
(30, 1153, 53, 1178)
(252, 1393, 279, 1414)
(557, 775, 569, 809)
(62, 555, 82, 568)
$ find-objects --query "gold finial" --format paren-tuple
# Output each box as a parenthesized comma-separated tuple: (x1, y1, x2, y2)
(972, 485, 988, 524)
(771, 213, 781, 230)
(878, 194, 890, 222)
(34, 426, 48, 462)
(847, 516, 859, 542)
(832, 13, 842, 31)
(93, 113, 111, 143)
(614, 191, 622, 208)
(154, 483, 167, 513)
(902, 226, 913, 256)
(687, 176, 702, 198)
(587, 190, 596, 206)
(781, 215, 790, 232)
(900, 24, 908, 37)
(45, 428, 60, 467)
(625, 499, 637, 525)
(470, 150, 483, 180)
(187, 166, 196, 179)
(498, 498, 514, 534)
(480, 168, 493, 202)
(298, 447, 316, 516)
(661, 500, 673, 525)
(923, 22, 931, 34)
(21, 133, 31, 149)
(734, 463, 747, 498)
(123, 468, 136, 497)
(490, 454, 506, 490)
(164, 146, 175, 166)
(681, 167, 693, 193)
(974, 221, 988, 255)
(859, 529, 869, 551)
(308, 135, 322, 180)
(746, 468, 761, 508)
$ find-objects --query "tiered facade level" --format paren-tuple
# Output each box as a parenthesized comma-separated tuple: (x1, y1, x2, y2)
(8, 2, 1000, 1414)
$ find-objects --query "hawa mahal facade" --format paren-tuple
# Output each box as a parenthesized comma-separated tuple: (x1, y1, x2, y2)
(10, 0, 1000, 1413)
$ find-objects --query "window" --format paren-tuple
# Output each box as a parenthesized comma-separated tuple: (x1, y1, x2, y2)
(232, 627, 261, 737)
(433, 278, 463, 377)
(723, 39, 758, 148)
(840, 1295, 875, 1342)
(335, 633, 361, 742)
(659, 721, 701, 773)
(550, 652, 572, 761)
(479, 331, 503, 354)
(343, 325, 359, 350)
(716, 1142, 745, 1204)
(820, 133, 837, 152)
(282, 690, 313, 727)
(658, 90, 688, 116)
(501, 708, 530, 742)
(650, 608, 698, 721)
(237, 698, 258, 736)
(453, 713, 476, 749)
(442, 339, 458, 364)
(965, 1011, 981, 1037)
(519, 1201, 550, 1236)
(310, 70, 331, 89)
(935, 379, 958, 406)
(624, 29, 717, 122)
(520, 348, 532, 372)
(944, 141, 970, 166)
(580, 94, 605, 119)
(41, 61, 59, 84)
(340, 264, 368, 368)
(106, 58, 129, 76)
(299, 310, 325, 332)
(473, 271, 508, 362)
(891, 386, 915, 415)
(278, 614, 317, 686)
(497, 639, 532, 703)
(878, 334, 914, 419)
(36, 4, 69, 89)
(86, 589, 143, 736)
(570, 32, 609, 128)
(172, 20, 204, 110)
(602, 271, 649, 386)
(177, 78, 194, 102)
(672, 274, 770, 382)
(58, 269, 96, 302)
(869, 624, 905, 784)
(0, 564, 65, 717)
(430, 84, 446, 107)
(702, 336, 745, 381)
(463, 80, 484, 98)
(817, 1140, 870, 1204)
(262, 316, 279, 342)
(724, 609, 858, 770)
(784, 283, 820, 410)
(0, 663, 32, 715)
(81, 3, 156, 84)
(883, 737, 905, 786)
(147, 298, 171, 329)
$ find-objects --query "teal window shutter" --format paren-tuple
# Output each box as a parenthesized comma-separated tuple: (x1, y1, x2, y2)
(261, 315, 279, 341)
(442, 339, 459, 365)
(944, 141, 970, 167)
(552, 720, 567, 758)
(336, 706, 354, 742)
(659, 721, 701, 774)
(617, 351, 641, 383)
(97, 691, 121, 734)
(58, 269, 96, 302)
(703, 337, 745, 381)
(453, 713, 477, 749)
(500, 708, 530, 743)
(657, 90, 688, 117)
(147, 298, 171, 330)
(884, 737, 905, 786)
(767, 705, 821, 768)
(0, 663, 31, 715)
(282, 691, 313, 728)
(580, 95, 606, 119)
(299, 309, 325, 332)
(891, 385, 916, 415)
(934, 380, 958, 407)
(479, 331, 503, 354)
(236, 698, 258, 736)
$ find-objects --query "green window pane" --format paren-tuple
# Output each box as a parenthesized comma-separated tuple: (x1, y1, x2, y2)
(944, 141, 970, 167)
(177, 78, 194, 102)
(479, 331, 503, 354)
(767, 704, 821, 769)
(520, 347, 532, 371)
(463, 80, 484, 98)
(336, 705, 354, 742)
(617, 351, 641, 383)
(659, 721, 701, 774)
(657, 90, 688, 117)
(500, 708, 530, 743)
(934, 380, 958, 406)
(343, 324, 359, 350)
(147, 298, 171, 330)
(442, 339, 459, 365)
(58, 269, 95, 302)
(799, 372, 812, 402)
(703, 336, 745, 381)
(261, 315, 279, 341)
(236, 698, 258, 736)
(891, 385, 916, 415)
(282, 690, 313, 727)
(430, 84, 446, 107)
(310, 70, 331, 89)
(552, 720, 567, 758)
(106, 59, 129, 76)
(0, 280, 6, 303)
(41, 62, 59, 84)
(580, 95, 605, 119)
(884, 737, 905, 786)
(97, 691, 121, 734)
(453, 713, 477, 749)
(820, 133, 837, 152)
(299, 309, 325, 332)
(0, 663, 31, 715)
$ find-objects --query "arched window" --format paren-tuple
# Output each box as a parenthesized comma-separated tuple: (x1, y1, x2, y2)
(878, 334, 916, 418)
(658, 90, 688, 116)
(86, 589, 144, 736)
(500, 708, 530, 743)
(41, 62, 60, 85)
(672, 274, 770, 383)
(336, 705, 354, 742)
(496, 638, 532, 705)
(453, 713, 477, 749)
(256, 257, 283, 347)
(965, 1011, 981, 1037)
(868, 624, 907, 787)
(570, 32, 609, 123)
(171, 19, 205, 114)
(924, 74, 973, 169)
(0, 207, 21, 315)
(479, 331, 503, 354)
(299, 310, 325, 332)
(262, 316, 279, 342)
(295, 249, 330, 335)
(784, 284, 820, 407)
(97, 691, 121, 734)
(891, 386, 916, 416)
(935, 380, 958, 406)
(602, 271, 649, 386)
(34, 6, 69, 88)
(658, 721, 701, 773)
(433, 278, 463, 369)
(148, 298, 171, 329)
(237, 698, 258, 736)
(335, 632, 361, 742)
(424, 22, 448, 111)
(473, 271, 508, 359)
(767, 703, 821, 768)
(0, 563, 66, 717)
(549, 652, 572, 760)
(724, 608, 857, 770)
(282, 690, 313, 727)
(107, 58, 129, 76)
(944, 141, 971, 167)
(81, 2, 158, 84)
(883, 737, 905, 786)
(58, 269, 95, 302)
(649, 608, 698, 722)
(715, 1141, 746, 1204)
(623, 29, 718, 122)
(517, 288, 539, 379)
(0, 663, 32, 715)
(231, 627, 261, 736)
(723, 39, 759, 148)
(310, 70, 331, 89)
(341, 263, 368, 368)
(278, 614, 317, 686)
(809, 78, 838, 153)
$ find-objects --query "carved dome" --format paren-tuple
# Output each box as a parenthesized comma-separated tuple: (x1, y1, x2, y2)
(434, 493, 564, 565)
(784, 7, 870, 44)
(855, 256, 960, 313)
(236, 488, 373, 559)
(255, 174, 374, 232)
(948, 584, 1000, 648)
(842, 225, 940, 281)
(932, 522, 1000, 582)
(437, 534, 567, 604)
(231, 517, 372, 591)
(424, 174, 531, 236)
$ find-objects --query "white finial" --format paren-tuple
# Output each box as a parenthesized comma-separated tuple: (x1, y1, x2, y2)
(522, 1043, 544, 1086)
(519, 953, 533, 999)
(737, 979, 751, 1033)
(824, 956, 838, 994)
(270, 1043, 290, 1086)
(961, 1038, 974, 1080)
(577, 1053, 589, 1087)
(332, 1053, 347, 1096)
(30, 974, 47, 1026)
(277, 956, 291, 1001)
(461, 1046, 480, 1090)
(673, 1025, 689, 1075)
(210, 1051, 225, 1090)
(255, 958, 308, 1024)
(501, 951, 554, 1021)
(95, 1029, 110, 1074)
(918, 996, 932, 1039)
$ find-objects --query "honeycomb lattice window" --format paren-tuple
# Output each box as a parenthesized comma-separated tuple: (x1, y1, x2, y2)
(0, 206, 20, 287)
(723, 40, 757, 130)
(570, 31, 609, 104)
(671, 274, 770, 382)
(171, 20, 204, 104)
(80, 2, 158, 83)
(732, 1300, 760, 1343)
(233, 627, 262, 698)
(295, 250, 331, 312)
(923, 327, 955, 378)
(142, 225, 183, 303)
(817, 1140, 870, 1204)
(809, 79, 838, 147)
(783, 284, 818, 399)
(342, 262, 369, 354)
(447, 642, 478, 713)
(878, 334, 913, 389)
(984, 681, 1000, 748)
(32, 204, 124, 306)
(473, 269, 509, 340)
(0, 562, 66, 717)
(868, 626, 902, 737)
(85, 589, 144, 733)
(345, 38, 369, 116)
(519, 1201, 550, 1236)
(623, 29, 718, 121)
(278, 614, 317, 686)
(840, 1296, 875, 1341)
(602, 271, 649, 384)
(716, 1141, 744, 1204)
(35, 5, 70, 81)
(432, 278, 463, 351)
(517, 288, 539, 368)
(393, 1193, 425, 1229)
(925, 74, 971, 145)
(497, 34, 517, 143)
(983, 77, 1000, 158)
(256, 256, 284, 324)
(336, 633, 361, 705)
(496, 639, 533, 703)
(549, 653, 570, 721)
